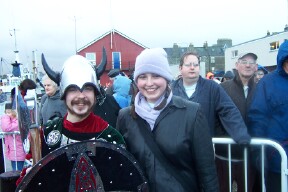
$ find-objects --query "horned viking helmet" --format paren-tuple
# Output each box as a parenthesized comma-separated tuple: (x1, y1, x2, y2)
(41, 47, 107, 99)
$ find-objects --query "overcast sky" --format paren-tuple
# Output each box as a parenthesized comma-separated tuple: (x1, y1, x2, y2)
(1, 0, 287, 74)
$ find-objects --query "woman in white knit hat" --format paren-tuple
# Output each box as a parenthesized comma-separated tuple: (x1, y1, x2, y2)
(116, 48, 219, 192)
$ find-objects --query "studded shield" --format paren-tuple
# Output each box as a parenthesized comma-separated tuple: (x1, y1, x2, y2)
(16, 140, 149, 192)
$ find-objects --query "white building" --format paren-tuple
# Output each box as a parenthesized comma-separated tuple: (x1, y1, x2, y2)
(225, 30, 288, 71)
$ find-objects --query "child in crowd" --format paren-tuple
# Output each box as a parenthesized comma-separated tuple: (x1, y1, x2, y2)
(1, 103, 26, 171)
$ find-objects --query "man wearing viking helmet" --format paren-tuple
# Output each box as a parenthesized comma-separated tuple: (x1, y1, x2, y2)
(16, 48, 129, 189)
(40, 48, 125, 154)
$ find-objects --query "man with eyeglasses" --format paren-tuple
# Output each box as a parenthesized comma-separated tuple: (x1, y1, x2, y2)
(171, 51, 250, 142)
(222, 52, 258, 102)
(248, 40, 288, 192)
(219, 52, 260, 191)
(171, 51, 251, 191)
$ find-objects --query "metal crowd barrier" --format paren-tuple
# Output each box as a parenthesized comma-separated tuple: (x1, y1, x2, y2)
(0, 131, 21, 172)
(213, 138, 288, 192)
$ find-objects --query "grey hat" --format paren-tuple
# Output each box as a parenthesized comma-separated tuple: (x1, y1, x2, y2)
(238, 52, 258, 61)
(108, 69, 120, 78)
(134, 48, 173, 82)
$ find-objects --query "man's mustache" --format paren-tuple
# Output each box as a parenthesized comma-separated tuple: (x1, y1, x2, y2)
(71, 98, 91, 105)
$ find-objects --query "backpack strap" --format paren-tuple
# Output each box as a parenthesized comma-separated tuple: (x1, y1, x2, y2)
(136, 118, 191, 191)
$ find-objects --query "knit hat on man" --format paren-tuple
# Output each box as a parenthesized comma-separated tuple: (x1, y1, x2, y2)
(108, 68, 120, 78)
(134, 48, 173, 82)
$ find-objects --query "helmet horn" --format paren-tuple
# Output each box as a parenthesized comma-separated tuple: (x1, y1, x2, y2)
(41, 54, 61, 86)
(95, 47, 107, 79)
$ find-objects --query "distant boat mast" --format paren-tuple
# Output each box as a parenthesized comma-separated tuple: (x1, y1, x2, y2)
(10, 28, 21, 77)
(10, 29, 20, 62)
(32, 50, 38, 82)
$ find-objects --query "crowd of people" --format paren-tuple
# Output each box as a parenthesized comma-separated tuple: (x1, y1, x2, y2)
(0, 40, 287, 191)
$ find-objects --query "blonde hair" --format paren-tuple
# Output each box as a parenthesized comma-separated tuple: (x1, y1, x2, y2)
(5, 109, 17, 118)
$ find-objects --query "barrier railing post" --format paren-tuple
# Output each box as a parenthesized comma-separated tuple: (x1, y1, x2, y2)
(261, 145, 265, 191)
(244, 147, 248, 192)
(1, 139, 7, 172)
(228, 144, 232, 192)
(212, 138, 288, 192)
(0, 131, 21, 172)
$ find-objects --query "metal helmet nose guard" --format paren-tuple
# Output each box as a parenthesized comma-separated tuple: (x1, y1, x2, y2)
(41, 47, 107, 100)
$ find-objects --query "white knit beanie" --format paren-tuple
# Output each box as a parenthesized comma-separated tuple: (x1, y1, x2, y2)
(134, 48, 173, 82)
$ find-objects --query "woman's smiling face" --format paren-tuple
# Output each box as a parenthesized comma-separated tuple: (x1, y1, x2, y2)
(136, 73, 167, 103)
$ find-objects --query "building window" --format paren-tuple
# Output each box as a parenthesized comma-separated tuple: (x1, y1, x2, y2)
(210, 57, 215, 63)
(86, 53, 96, 64)
(232, 50, 238, 58)
(200, 56, 207, 62)
(270, 41, 280, 50)
(112, 52, 121, 69)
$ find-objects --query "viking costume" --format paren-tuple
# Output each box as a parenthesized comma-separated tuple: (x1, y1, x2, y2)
(16, 48, 148, 192)
(42, 113, 125, 155)
(39, 50, 126, 153)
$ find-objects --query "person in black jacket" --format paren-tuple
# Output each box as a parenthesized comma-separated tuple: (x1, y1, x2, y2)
(117, 48, 219, 192)
(93, 86, 121, 128)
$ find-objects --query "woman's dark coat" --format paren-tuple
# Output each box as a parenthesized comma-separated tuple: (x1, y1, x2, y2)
(117, 96, 219, 192)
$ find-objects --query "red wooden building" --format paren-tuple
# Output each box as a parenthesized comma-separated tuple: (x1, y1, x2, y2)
(77, 29, 147, 86)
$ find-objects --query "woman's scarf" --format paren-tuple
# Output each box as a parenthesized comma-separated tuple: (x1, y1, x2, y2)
(134, 89, 172, 130)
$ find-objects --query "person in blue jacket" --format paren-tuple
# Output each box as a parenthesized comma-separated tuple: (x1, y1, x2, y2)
(112, 75, 132, 108)
(248, 40, 288, 192)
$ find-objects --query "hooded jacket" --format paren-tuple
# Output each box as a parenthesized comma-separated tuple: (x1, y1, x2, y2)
(112, 76, 132, 108)
(248, 40, 288, 173)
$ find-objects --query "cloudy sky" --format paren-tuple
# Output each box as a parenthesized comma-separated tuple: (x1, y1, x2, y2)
(0, 0, 287, 74)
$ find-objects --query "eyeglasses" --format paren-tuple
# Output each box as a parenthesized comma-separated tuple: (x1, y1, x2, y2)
(183, 63, 199, 67)
(239, 60, 256, 65)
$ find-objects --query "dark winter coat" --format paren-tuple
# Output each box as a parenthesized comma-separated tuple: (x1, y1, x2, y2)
(214, 72, 255, 159)
(221, 71, 256, 125)
(117, 96, 219, 192)
(248, 40, 288, 173)
(93, 94, 120, 128)
(171, 76, 250, 144)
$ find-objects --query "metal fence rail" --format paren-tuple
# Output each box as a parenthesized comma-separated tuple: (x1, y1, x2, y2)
(0, 131, 21, 172)
(212, 138, 288, 192)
